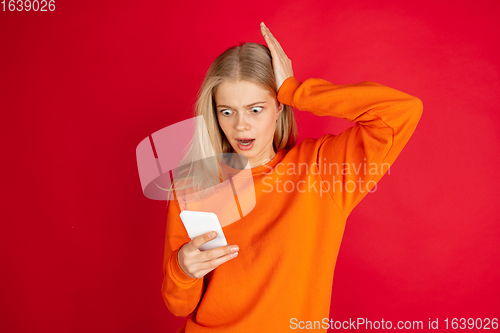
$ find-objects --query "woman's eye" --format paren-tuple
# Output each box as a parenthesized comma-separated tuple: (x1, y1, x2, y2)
(251, 106, 263, 113)
(221, 109, 233, 116)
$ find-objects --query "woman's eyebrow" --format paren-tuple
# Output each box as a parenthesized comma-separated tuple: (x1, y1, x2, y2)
(216, 101, 267, 109)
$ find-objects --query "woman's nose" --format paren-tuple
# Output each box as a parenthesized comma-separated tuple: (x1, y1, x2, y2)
(235, 113, 250, 131)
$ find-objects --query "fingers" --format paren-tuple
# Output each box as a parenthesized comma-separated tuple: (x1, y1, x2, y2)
(193, 250, 236, 278)
(182, 242, 239, 279)
(260, 22, 291, 74)
(190, 231, 239, 264)
(201, 244, 239, 262)
(180, 249, 237, 279)
(260, 23, 277, 57)
(260, 22, 285, 55)
(190, 231, 217, 251)
(198, 247, 238, 271)
(260, 22, 294, 91)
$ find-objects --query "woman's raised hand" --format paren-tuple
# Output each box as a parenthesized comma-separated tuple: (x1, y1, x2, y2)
(260, 22, 294, 92)
(177, 231, 239, 279)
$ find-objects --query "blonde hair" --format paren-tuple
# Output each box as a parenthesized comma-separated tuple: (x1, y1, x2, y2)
(162, 42, 297, 202)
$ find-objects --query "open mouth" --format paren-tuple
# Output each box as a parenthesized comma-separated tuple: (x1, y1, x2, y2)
(237, 139, 254, 146)
(236, 138, 255, 150)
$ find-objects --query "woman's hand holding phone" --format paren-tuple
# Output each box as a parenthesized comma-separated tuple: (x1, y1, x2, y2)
(177, 231, 239, 279)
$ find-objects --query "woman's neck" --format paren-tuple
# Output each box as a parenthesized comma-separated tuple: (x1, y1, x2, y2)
(226, 149, 277, 170)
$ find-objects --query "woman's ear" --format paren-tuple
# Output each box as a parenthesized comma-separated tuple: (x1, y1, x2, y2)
(276, 102, 284, 121)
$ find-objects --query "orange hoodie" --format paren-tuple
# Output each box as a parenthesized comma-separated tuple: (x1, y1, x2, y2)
(161, 76, 423, 332)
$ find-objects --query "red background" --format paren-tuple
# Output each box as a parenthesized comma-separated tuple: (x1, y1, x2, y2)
(1, 0, 499, 332)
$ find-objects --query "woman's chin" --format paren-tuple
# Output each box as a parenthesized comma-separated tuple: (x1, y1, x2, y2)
(233, 147, 258, 162)
(234, 148, 253, 157)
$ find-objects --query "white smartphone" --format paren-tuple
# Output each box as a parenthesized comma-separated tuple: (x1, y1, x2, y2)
(179, 211, 228, 251)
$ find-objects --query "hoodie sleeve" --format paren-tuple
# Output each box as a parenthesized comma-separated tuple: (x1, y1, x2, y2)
(161, 198, 206, 317)
(277, 76, 423, 217)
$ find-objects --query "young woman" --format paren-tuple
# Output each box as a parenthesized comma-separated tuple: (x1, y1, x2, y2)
(161, 22, 423, 332)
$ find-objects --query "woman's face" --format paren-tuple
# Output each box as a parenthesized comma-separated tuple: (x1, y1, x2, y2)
(215, 79, 283, 169)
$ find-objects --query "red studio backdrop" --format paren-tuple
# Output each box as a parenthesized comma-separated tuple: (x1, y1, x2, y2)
(1, 0, 499, 332)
